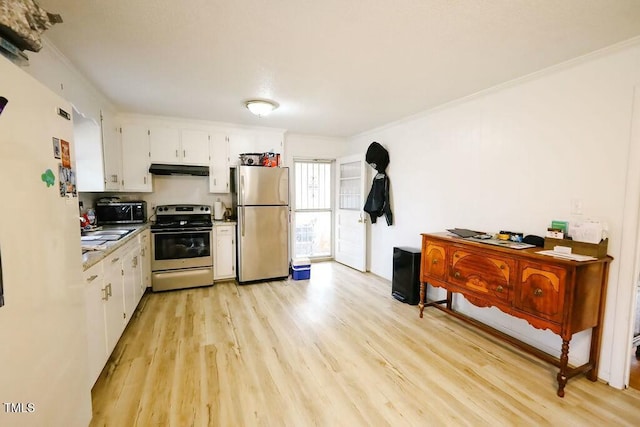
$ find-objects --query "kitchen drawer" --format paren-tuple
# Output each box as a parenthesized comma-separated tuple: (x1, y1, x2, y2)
(83, 262, 103, 286)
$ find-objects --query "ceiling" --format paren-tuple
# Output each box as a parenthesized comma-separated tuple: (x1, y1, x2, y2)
(37, 0, 640, 137)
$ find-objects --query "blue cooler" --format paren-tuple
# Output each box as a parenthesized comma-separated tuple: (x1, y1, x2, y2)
(292, 257, 311, 280)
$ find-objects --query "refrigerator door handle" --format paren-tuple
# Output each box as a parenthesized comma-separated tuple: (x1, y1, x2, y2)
(240, 174, 245, 205)
(241, 207, 245, 237)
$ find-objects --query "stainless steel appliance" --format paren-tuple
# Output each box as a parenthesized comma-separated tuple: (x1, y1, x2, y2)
(234, 166, 290, 283)
(151, 204, 214, 291)
(95, 200, 147, 225)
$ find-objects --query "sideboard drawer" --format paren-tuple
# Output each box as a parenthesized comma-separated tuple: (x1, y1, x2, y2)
(449, 248, 513, 302)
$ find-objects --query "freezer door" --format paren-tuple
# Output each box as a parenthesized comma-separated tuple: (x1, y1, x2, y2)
(238, 206, 289, 282)
(237, 166, 289, 206)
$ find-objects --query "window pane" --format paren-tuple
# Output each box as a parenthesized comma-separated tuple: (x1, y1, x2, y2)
(295, 162, 331, 210)
(294, 211, 331, 258)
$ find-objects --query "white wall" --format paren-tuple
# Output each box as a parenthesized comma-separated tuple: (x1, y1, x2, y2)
(348, 41, 640, 384)
(284, 133, 347, 166)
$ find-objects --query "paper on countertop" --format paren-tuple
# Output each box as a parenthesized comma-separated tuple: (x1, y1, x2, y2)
(568, 219, 604, 244)
(536, 250, 597, 262)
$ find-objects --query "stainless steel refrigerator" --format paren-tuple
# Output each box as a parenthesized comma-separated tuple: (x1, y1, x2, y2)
(235, 166, 290, 283)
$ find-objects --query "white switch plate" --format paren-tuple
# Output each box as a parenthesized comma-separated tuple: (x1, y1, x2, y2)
(570, 198, 583, 215)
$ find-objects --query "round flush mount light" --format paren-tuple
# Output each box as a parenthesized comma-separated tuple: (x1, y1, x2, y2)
(245, 99, 279, 117)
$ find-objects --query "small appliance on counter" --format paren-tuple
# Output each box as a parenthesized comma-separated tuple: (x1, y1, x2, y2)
(214, 201, 225, 220)
(95, 200, 147, 225)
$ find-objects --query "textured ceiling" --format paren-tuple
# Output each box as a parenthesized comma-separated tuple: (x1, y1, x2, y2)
(37, 0, 640, 137)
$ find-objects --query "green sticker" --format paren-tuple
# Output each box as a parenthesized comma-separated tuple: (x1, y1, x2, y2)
(41, 169, 55, 187)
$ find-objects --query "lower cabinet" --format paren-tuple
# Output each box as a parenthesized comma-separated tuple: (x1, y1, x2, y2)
(84, 262, 107, 388)
(140, 229, 151, 288)
(84, 234, 146, 387)
(214, 224, 236, 280)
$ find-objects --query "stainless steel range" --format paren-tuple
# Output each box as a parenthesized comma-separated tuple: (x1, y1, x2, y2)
(151, 204, 214, 292)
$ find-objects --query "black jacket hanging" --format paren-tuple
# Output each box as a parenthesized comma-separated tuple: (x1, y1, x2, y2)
(364, 172, 393, 225)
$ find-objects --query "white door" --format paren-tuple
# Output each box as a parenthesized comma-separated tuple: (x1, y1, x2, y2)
(180, 129, 210, 165)
(335, 154, 367, 272)
(149, 126, 180, 163)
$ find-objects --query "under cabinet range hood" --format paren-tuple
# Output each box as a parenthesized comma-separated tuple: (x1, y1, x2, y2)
(148, 163, 209, 176)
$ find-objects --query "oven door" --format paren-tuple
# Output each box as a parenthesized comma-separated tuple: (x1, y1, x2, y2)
(151, 228, 213, 271)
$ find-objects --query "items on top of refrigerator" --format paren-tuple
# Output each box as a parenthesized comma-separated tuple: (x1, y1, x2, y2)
(239, 152, 280, 167)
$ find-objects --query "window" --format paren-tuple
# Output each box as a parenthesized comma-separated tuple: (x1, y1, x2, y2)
(293, 160, 333, 259)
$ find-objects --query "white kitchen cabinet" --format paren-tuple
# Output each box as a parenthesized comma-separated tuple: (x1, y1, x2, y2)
(149, 126, 209, 165)
(228, 129, 284, 166)
(102, 109, 123, 191)
(122, 240, 142, 324)
(140, 229, 151, 289)
(121, 124, 152, 192)
(181, 129, 210, 165)
(149, 126, 180, 164)
(84, 262, 107, 387)
(209, 132, 230, 193)
(214, 224, 236, 280)
(103, 250, 126, 356)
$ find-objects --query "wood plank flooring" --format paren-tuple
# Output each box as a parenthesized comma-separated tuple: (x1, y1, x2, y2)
(90, 261, 640, 426)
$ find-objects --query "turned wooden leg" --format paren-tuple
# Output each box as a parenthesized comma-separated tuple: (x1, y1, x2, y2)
(556, 339, 570, 397)
(419, 282, 425, 318)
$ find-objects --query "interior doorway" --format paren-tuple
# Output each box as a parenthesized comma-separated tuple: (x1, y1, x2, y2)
(629, 286, 640, 390)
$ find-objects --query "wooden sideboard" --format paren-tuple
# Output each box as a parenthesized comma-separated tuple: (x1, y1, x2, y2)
(418, 232, 612, 397)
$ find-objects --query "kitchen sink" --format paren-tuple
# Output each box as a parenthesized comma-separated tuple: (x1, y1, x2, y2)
(81, 228, 135, 241)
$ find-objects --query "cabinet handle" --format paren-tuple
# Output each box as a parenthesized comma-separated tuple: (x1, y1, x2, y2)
(101, 287, 108, 301)
(534, 288, 543, 297)
(176, 149, 179, 158)
(111, 174, 118, 183)
(107, 283, 113, 297)
(454, 271, 461, 279)
(86, 274, 98, 283)
(496, 285, 504, 293)
(432, 259, 438, 265)
(183, 149, 186, 157)
(144, 176, 147, 184)
(213, 178, 217, 186)
(111, 257, 120, 263)
(500, 265, 505, 270)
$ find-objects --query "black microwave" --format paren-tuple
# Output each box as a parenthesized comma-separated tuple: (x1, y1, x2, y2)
(95, 201, 147, 225)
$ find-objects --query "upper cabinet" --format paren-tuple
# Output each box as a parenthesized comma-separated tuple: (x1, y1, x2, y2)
(102, 109, 123, 191)
(209, 132, 230, 193)
(149, 126, 209, 166)
(120, 124, 152, 192)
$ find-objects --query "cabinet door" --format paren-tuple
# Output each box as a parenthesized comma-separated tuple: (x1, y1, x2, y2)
(103, 251, 125, 355)
(421, 239, 447, 282)
(122, 243, 139, 325)
(214, 225, 236, 280)
(149, 126, 180, 164)
(140, 230, 151, 288)
(181, 129, 210, 165)
(209, 132, 230, 193)
(121, 124, 152, 192)
(74, 110, 105, 192)
(516, 262, 566, 323)
(84, 263, 107, 387)
(449, 248, 513, 303)
(102, 109, 122, 191)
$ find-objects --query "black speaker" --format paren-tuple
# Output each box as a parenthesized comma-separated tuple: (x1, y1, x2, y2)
(392, 247, 421, 305)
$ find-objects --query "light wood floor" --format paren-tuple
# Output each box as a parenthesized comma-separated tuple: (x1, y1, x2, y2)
(90, 261, 640, 426)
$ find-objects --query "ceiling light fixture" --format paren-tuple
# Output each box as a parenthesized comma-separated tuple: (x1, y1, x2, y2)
(245, 99, 278, 117)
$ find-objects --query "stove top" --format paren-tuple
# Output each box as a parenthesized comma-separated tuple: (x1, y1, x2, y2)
(152, 204, 212, 230)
